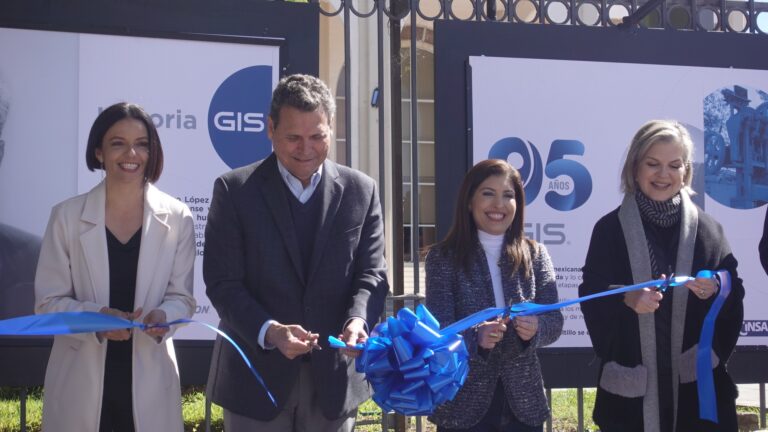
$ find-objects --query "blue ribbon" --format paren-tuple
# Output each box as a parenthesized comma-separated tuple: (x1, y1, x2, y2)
(0, 312, 276, 406)
(438, 274, 694, 337)
(697, 270, 731, 423)
(331, 271, 729, 420)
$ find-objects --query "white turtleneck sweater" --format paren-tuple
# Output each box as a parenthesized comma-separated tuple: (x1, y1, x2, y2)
(478, 229, 505, 308)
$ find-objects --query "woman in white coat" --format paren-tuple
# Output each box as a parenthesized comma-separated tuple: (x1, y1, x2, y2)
(35, 102, 196, 431)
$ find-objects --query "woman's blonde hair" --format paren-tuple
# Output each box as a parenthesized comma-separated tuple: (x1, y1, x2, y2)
(620, 119, 694, 195)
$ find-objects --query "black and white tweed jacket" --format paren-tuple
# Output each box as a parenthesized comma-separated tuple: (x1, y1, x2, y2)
(425, 240, 563, 429)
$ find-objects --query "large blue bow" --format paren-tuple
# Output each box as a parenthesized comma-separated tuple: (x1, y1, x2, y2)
(331, 305, 468, 415)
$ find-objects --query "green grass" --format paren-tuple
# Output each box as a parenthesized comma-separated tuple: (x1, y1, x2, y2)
(0, 386, 763, 432)
(179, 386, 222, 432)
(355, 399, 386, 431)
(0, 386, 221, 432)
(550, 388, 598, 432)
(0, 388, 42, 432)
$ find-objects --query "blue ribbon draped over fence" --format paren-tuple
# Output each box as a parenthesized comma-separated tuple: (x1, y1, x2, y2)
(0, 313, 276, 406)
(329, 270, 731, 420)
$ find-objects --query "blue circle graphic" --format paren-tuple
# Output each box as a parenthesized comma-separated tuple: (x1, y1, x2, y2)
(208, 65, 273, 169)
(488, 137, 543, 205)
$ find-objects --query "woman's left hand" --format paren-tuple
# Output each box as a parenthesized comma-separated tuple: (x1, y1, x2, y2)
(143, 309, 169, 339)
(685, 276, 718, 301)
(513, 315, 538, 341)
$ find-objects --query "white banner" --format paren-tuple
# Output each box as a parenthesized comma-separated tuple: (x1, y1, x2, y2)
(0, 27, 280, 339)
(470, 55, 768, 347)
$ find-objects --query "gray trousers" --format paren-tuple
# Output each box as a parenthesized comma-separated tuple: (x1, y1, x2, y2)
(223, 363, 357, 432)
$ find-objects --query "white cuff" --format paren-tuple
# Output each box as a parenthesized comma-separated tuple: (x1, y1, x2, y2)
(258, 320, 278, 350)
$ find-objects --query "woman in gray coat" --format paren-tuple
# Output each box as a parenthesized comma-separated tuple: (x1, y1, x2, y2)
(426, 159, 563, 432)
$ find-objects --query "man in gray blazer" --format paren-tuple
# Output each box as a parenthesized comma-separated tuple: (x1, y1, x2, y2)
(0, 75, 41, 320)
(204, 74, 388, 431)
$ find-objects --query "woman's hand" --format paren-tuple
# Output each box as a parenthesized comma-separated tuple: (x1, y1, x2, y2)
(513, 315, 539, 341)
(624, 288, 662, 314)
(685, 276, 718, 301)
(143, 309, 169, 339)
(98, 307, 142, 341)
(477, 318, 508, 350)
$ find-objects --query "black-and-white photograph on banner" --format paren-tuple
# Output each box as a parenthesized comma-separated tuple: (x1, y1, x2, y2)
(470, 55, 768, 347)
(0, 26, 280, 338)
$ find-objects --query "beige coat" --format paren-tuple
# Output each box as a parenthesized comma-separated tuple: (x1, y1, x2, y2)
(35, 181, 196, 432)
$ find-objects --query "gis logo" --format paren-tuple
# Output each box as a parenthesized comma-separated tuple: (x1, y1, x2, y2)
(488, 138, 592, 211)
(208, 65, 273, 169)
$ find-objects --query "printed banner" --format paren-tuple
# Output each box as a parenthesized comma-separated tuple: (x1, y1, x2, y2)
(0, 27, 280, 339)
(469, 55, 768, 347)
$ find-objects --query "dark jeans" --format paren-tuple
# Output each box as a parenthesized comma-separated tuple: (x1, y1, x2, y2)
(438, 381, 544, 432)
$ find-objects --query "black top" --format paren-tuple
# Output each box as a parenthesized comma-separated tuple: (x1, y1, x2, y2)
(643, 219, 680, 432)
(105, 228, 141, 364)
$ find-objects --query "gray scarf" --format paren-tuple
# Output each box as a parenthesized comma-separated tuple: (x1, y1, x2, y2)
(635, 190, 682, 275)
(618, 190, 698, 432)
(635, 189, 682, 228)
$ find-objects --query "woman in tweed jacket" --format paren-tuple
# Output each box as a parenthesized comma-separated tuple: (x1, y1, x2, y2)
(426, 159, 563, 431)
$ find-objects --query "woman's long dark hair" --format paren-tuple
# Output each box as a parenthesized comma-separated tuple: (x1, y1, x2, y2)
(436, 159, 535, 279)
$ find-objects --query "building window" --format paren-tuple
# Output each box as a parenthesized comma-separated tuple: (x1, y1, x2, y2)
(401, 41, 436, 261)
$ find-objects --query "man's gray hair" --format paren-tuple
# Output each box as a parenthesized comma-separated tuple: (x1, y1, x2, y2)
(269, 74, 335, 128)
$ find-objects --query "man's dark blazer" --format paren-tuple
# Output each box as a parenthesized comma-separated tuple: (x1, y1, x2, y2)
(0, 223, 41, 319)
(204, 154, 389, 421)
